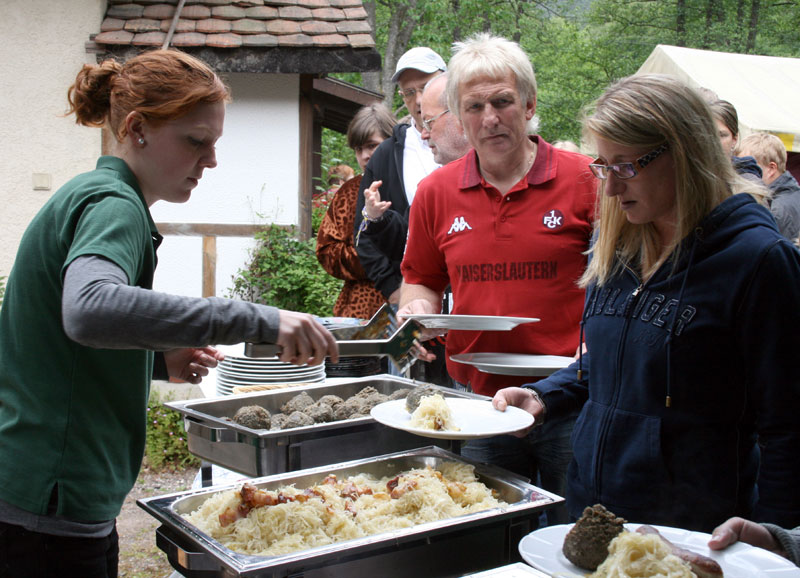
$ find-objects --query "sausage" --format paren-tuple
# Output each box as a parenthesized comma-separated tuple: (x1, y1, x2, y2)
(636, 525, 724, 578)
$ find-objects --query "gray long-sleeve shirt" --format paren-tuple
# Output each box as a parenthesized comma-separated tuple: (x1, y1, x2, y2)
(62, 255, 280, 350)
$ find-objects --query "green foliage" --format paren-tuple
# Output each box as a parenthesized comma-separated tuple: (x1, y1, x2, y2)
(0, 275, 5, 309)
(356, 0, 798, 151)
(144, 390, 198, 471)
(229, 224, 342, 317)
(316, 128, 357, 195)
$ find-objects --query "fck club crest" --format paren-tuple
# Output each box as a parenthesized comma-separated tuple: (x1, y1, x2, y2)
(543, 209, 564, 229)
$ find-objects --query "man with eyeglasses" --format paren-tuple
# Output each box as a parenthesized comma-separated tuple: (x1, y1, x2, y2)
(397, 34, 596, 526)
(354, 47, 446, 308)
(353, 47, 451, 385)
(419, 73, 470, 166)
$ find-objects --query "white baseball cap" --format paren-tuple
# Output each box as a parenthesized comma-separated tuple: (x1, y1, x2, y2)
(391, 47, 446, 83)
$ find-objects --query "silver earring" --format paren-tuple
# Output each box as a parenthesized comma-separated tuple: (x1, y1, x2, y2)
(138, 138, 145, 145)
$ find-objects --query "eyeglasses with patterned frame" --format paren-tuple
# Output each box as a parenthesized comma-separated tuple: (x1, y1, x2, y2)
(421, 109, 449, 132)
(589, 143, 670, 180)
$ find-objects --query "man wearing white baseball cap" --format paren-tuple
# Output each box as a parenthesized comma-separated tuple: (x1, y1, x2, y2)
(354, 46, 448, 384)
(354, 46, 446, 306)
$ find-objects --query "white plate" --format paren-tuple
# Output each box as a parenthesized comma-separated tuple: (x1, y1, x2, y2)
(403, 314, 540, 331)
(518, 523, 800, 578)
(217, 366, 323, 379)
(370, 398, 534, 440)
(450, 353, 575, 376)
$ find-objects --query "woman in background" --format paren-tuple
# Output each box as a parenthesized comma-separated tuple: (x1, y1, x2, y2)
(708, 98, 763, 181)
(316, 103, 396, 319)
(0, 49, 336, 577)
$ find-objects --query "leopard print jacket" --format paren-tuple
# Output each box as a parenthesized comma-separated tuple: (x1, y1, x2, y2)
(316, 175, 386, 319)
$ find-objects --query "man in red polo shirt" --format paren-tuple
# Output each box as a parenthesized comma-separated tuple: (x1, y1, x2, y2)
(398, 33, 595, 526)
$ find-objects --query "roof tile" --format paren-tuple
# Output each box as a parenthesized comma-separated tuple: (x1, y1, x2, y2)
(278, 6, 313, 20)
(124, 18, 162, 32)
(312, 33, 348, 47)
(241, 33, 279, 47)
(347, 33, 374, 48)
(100, 17, 126, 32)
(142, 4, 176, 19)
(311, 7, 345, 21)
(196, 18, 232, 33)
(132, 31, 167, 45)
(245, 6, 279, 19)
(206, 32, 243, 47)
(277, 33, 314, 47)
(265, 19, 301, 35)
(171, 31, 208, 46)
(94, 29, 136, 44)
(180, 5, 212, 19)
(300, 20, 337, 35)
(211, 5, 246, 19)
(232, 18, 268, 34)
(107, 4, 145, 19)
(343, 6, 367, 19)
(331, 0, 364, 6)
(335, 19, 370, 34)
(159, 18, 196, 32)
(297, 0, 330, 7)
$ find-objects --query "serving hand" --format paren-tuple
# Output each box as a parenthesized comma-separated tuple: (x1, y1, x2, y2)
(165, 346, 225, 384)
(276, 310, 339, 366)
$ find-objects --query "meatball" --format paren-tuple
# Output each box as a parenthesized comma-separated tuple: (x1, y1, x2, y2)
(388, 388, 411, 401)
(232, 405, 271, 430)
(405, 385, 439, 413)
(562, 504, 627, 571)
(304, 401, 334, 423)
(280, 391, 315, 415)
(269, 413, 289, 431)
(284, 410, 315, 429)
(353, 385, 380, 399)
(357, 392, 389, 413)
(317, 394, 344, 409)
(333, 397, 366, 421)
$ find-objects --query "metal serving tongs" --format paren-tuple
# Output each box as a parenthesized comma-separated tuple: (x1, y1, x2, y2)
(244, 304, 424, 373)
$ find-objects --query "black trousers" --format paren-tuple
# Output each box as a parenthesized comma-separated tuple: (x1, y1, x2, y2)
(0, 521, 118, 578)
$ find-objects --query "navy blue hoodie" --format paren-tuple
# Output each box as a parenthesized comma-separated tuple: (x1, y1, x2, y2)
(532, 193, 800, 532)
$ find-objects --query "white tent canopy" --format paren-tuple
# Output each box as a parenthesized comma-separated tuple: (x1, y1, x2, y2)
(637, 45, 800, 153)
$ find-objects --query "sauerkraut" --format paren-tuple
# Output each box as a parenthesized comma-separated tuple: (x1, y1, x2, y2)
(184, 462, 504, 556)
(589, 531, 696, 578)
(409, 394, 459, 431)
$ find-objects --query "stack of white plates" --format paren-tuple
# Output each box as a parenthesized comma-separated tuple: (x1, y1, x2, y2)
(214, 343, 326, 396)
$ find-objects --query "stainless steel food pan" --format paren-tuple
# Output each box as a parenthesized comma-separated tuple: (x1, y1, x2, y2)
(138, 446, 563, 578)
(167, 376, 487, 477)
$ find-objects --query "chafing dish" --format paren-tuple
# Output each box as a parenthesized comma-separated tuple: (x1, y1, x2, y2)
(139, 446, 563, 578)
(167, 376, 487, 477)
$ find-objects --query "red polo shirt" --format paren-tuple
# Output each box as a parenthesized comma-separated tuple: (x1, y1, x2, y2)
(401, 137, 596, 396)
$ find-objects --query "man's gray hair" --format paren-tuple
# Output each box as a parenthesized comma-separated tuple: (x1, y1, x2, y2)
(446, 33, 537, 120)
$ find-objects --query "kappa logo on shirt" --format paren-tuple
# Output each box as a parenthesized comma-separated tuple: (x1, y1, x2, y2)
(447, 216, 473, 235)
(543, 209, 565, 230)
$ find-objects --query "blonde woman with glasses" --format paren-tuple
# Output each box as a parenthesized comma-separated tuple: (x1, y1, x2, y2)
(494, 74, 800, 533)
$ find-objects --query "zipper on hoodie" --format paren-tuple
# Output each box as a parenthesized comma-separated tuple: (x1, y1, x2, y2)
(592, 263, 644, 505)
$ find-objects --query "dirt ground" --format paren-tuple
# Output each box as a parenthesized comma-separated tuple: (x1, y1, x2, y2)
(118, 465, 199, 578)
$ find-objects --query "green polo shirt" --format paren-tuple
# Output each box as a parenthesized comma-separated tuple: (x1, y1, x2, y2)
(0, 156, 162, 522)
